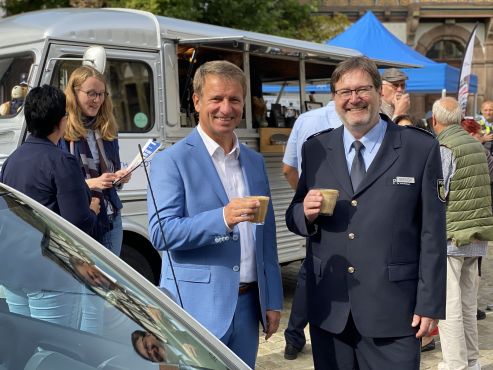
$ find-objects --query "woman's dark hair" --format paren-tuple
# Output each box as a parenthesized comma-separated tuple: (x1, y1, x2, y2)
(394, 114, 430, 131)
(24, 84, 66, 138)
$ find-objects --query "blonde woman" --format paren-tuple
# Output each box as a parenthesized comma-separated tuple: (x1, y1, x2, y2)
(62, 66, 130, 256)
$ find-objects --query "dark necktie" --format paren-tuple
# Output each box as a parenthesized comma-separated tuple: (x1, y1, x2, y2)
(350, 140, 366, 192)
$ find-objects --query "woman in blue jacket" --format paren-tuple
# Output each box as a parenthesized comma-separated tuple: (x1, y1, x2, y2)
(63, 66, 130, 257)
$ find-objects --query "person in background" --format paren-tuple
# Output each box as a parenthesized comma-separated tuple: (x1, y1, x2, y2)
(286, 56, 446, 370)
(477, 100, 493, 154)
(394, 114, 431, 132)
(380, 68, 411, 120)
(432, 99, 493, 370)
(281, 99, 342, 360)
(0, 84, 100, 327)
(63, 65, 131, 256)
(148, 60, 283, 368)
(461, 117, 493, 320)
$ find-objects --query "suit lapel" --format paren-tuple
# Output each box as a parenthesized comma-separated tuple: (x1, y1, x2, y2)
(354, 121, 401, 196)
(326, 127, 354, 197)
(187, 129, 229, 205)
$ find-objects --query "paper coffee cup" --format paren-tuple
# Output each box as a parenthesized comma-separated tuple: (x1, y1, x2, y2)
(316, 189, 339, 215)
(244, 196, 270, 224)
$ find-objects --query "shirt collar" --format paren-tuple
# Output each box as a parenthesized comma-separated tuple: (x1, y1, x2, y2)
(343, 118, 387, 155)
(197, 124, 240, 159)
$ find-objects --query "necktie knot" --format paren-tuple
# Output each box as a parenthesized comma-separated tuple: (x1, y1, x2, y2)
(352, 140, 364, 152)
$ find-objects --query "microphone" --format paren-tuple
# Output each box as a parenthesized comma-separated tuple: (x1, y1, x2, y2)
(138, 144, 183, 308)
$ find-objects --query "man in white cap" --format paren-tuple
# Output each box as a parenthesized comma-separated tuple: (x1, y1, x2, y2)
(380, 68, 410, 120)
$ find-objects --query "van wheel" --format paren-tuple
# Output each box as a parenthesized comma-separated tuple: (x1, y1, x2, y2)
(120, 243, 157, 284)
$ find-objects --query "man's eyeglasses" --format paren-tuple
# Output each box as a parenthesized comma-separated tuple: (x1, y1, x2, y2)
(383, 81, 406, 90)
(79, 90, 109, 100)
(334, 85, 374, 99)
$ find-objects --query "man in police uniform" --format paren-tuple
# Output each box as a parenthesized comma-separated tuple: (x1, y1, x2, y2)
(286, 57, 447, 369)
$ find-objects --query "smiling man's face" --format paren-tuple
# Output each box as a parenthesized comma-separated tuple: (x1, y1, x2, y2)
(333, 68, 382, 139)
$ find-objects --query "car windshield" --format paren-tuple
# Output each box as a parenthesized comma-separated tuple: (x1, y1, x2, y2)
(0, 190, 230, 370)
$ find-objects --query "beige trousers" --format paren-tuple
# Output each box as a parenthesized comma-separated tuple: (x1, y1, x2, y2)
(438, 256, 480, 370)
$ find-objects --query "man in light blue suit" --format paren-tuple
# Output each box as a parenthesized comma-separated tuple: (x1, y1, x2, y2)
(148, 60, 283, 368)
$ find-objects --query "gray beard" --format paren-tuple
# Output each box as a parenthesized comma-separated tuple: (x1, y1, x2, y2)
(380, 100, 394, 119)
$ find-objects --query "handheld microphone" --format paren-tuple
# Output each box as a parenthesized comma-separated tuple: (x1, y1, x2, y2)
(138, 144, 183, 308)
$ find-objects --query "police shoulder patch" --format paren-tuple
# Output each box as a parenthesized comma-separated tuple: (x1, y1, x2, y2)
(306, 128, 334, 141)
(437, 179, 446, 203)
(404, 125, 434, 137)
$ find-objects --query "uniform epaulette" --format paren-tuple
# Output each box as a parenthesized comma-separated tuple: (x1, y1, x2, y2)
(404, 125, 435, 137)
(306, 128, 334, 141)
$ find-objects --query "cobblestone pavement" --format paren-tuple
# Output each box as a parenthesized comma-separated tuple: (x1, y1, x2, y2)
(257, 254, 493, 370)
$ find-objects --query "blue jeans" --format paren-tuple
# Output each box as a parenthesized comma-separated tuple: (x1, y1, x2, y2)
(100, 213, 123, 256)
(79, 213, 122, 334)
(79, 291, 104, 335)
(4, 288, 80, 328)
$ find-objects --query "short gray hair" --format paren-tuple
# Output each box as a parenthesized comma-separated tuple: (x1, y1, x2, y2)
(193, 60, 247, 99)
(432, 97, 461, 126)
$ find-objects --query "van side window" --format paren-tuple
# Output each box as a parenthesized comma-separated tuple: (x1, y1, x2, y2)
(53, 59, 153, 133)
(0, 54, 33, 118)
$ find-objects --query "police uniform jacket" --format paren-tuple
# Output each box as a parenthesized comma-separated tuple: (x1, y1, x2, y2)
(285, 118, 447, 338)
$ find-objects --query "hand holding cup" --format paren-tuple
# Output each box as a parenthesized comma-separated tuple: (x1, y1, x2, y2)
(224, 197, 259, 229)
(303, 188, 339, 222)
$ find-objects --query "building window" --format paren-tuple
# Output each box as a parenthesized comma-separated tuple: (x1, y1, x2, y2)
(426, 40, 465, 68)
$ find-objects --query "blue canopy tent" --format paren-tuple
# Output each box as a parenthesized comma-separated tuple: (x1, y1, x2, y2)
(326, 11, 477, 94)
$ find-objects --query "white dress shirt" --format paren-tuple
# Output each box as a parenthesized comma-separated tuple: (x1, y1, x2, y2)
(197, 125, 257, 283)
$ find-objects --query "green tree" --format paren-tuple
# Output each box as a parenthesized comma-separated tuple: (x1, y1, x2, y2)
(108, 0, 349, 42)
(298, 13, 350, 43)
(3, 0, 70, 16)
(2, 0, 349, 43)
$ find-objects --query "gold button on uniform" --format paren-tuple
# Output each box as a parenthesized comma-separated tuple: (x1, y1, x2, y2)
(348, 233, 355, 240)
(348, 266, 355, 273)
(351, 200, 358, 207)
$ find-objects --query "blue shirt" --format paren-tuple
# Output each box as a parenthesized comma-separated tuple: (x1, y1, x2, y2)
(343, 118, 387, 174)
(283, 101, 343, 173)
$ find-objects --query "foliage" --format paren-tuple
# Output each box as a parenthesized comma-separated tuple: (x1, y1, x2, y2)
(299, 13, 351, 43)
(2, 0, 349, 42)
(3, 0, 70, 16)
(106, 0, 349, 42)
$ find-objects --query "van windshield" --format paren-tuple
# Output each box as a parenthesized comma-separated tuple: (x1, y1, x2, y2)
(0, 54, 33, 118)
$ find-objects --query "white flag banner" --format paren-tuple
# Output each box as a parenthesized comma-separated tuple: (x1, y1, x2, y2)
(458, 23, 478, 116)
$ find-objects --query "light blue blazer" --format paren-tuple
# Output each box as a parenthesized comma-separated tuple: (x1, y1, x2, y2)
(148, 128, 283, 338)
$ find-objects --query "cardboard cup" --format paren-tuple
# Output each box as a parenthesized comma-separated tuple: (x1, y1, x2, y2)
(244, 196, 270, 224)
(316, 189, 339, 215)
